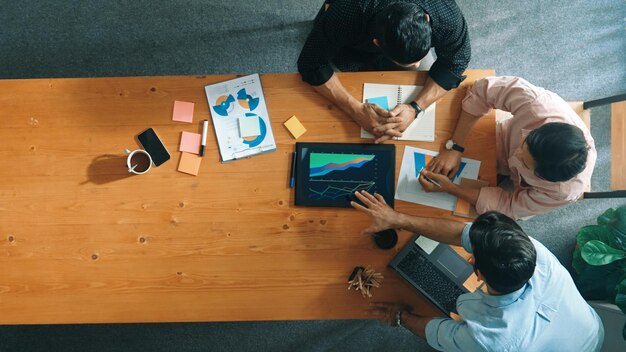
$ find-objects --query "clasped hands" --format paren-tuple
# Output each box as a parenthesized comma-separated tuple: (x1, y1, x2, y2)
(358, 102, 417, 144)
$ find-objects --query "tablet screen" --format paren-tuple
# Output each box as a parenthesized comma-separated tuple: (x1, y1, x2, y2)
(294, 142, 395, 208)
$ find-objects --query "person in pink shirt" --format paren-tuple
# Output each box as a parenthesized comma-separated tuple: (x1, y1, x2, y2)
(418, 76, 596, 219)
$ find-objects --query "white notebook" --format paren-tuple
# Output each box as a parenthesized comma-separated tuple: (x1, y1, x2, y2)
(361, 83, 436, 141)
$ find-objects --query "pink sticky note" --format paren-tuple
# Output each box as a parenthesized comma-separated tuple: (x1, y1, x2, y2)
(179, 131, 202, 154)
(172, 101, 195, 123)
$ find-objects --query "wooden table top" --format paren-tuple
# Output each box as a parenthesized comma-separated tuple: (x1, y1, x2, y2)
(611, 101, 626, 191)
(0, 70, 495, 324)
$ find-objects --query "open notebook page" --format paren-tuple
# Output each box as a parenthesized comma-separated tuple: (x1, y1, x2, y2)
(361, 83, 436, 141)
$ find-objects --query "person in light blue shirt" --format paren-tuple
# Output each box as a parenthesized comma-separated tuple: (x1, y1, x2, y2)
(351, 190, 604, 352)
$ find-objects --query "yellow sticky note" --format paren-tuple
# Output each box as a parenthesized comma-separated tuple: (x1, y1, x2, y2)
(177, 152, 202, 176)
(284, 115, 306, 139)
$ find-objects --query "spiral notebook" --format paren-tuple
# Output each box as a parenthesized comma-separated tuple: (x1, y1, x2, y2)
(204, 74, 277, 162)
(361, 83, 436, 141)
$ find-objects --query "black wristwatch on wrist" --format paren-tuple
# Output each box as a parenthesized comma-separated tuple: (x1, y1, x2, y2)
(445, 139, 465, 153)
(409, 101, 423, 117)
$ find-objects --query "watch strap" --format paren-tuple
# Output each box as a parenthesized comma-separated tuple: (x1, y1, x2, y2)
(409, 101, 422, 116)
(452, 143, 465, 153)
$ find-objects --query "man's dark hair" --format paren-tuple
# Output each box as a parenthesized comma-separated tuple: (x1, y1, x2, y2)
(373, 2, 431, 65)
(525, 122, 589, 182)
(469, 211, 537, 294)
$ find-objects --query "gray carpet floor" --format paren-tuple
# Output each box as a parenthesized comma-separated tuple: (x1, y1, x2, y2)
(1, 1, 624, 351)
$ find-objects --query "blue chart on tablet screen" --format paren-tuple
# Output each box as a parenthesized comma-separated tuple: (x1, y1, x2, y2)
(308, 153, 377, 200)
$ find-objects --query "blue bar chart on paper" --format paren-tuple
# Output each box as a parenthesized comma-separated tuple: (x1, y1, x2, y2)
(413, 152, 467, 181)
(396, 146, 481, 211)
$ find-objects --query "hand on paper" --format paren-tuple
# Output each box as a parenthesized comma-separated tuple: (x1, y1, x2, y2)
(368, 302, 413, 326)
(419, 169, 455, 193)
(350, 191, 400, 235)
(428, 149, 462, 179)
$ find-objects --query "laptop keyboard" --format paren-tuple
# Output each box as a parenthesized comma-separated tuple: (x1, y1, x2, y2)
(396, 248, 466, 314)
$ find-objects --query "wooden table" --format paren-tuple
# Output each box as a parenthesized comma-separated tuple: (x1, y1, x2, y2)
(611, 101, 626, 190)
(0, 70, 495, 324)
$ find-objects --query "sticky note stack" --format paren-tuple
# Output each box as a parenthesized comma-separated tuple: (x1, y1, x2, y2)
(238, 115, 261, 137)
(177, 131, 202, 176)
(179, 131, 202, 154)
(284, 115, 306, 139)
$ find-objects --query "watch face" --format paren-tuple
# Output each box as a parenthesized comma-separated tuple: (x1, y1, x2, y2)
(446, 140, 454, 150)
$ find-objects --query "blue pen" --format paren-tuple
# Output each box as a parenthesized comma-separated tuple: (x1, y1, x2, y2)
(289, 152, 297, 188)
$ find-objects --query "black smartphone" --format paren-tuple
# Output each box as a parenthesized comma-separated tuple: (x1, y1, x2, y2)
(137, 128, 170, 166)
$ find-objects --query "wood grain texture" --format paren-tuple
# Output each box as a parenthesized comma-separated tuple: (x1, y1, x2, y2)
(0, 70, 495, 324)
(611, 101, 626, 190)
(568, 102, 591, 193)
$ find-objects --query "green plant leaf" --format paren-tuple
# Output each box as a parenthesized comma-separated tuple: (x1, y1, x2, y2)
(597, 208, 615, 226)
(572, 247, 587, 274)
(617, 277, 626, 294)
(615, 278, 626, 314)
(576, 225, 616, 248)
(576, 265, 617, 300)
(618, 293, 626, 312)
(607, 270, 626, 297)
(610, 207, 626, 251)
(581, 240, 626, 266)
(614, 207, 626, 226)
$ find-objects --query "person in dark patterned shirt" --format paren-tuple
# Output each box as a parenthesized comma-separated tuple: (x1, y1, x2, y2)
(297, 0, 471, 142)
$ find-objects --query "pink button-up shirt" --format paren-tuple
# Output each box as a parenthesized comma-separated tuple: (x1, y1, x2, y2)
(461, 76, 596, 219)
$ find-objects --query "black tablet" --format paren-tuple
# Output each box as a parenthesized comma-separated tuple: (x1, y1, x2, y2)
(294, 142, 395, 208)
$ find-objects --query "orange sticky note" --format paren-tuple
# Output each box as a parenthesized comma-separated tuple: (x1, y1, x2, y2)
(177, 152, 202, 176)
(463, 272, 483, 292)
(179, 131, 201, 154)
(172, 101, 195, 123)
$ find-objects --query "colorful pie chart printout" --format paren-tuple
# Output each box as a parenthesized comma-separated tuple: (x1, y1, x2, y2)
(212, 94, 235, 117)
(204, 74, 276, 162)
(237, 88, 260, 111)
(241, 113, 267, 148)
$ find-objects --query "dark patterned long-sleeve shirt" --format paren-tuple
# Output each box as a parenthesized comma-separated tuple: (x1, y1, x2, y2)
(297, 0, 471, 90)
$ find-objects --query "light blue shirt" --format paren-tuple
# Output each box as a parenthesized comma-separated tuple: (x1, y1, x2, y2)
(425, 224, 604, 352)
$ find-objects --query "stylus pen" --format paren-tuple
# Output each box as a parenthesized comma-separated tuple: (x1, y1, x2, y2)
(289, 152, 297, 188)
(200, 119, 208, 156)
(419, 167, 441, 188)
